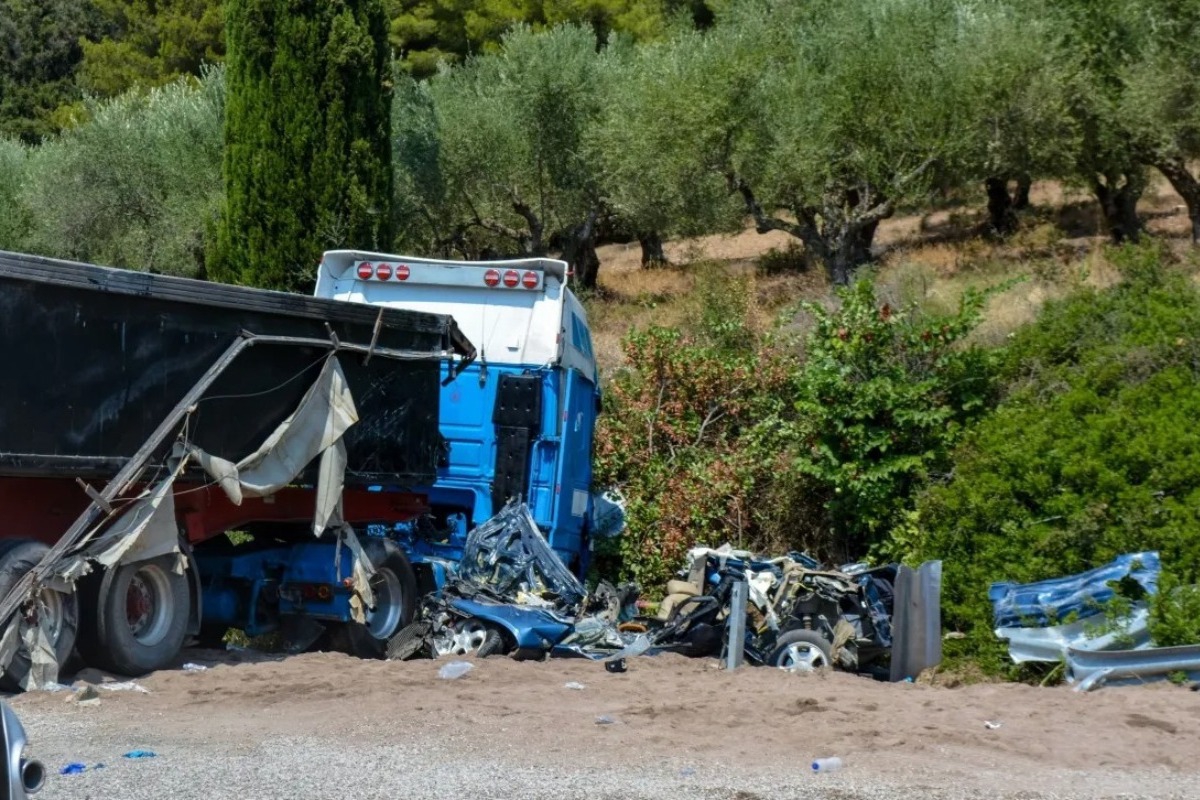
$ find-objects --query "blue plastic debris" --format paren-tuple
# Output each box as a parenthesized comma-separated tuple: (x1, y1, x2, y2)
(60, 763, 87, 775)
(123, 750, 157, 759)
(989, 552, 1160, 629)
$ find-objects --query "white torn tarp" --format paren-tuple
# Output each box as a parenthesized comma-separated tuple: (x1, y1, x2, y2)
(20, 614, 59, 691)
(339, 526, 376, 623)
(192, 357, 358, 507)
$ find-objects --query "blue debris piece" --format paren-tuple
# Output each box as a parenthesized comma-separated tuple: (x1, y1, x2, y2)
(989, 552, 1160, 629)
(60, 763, 87, 775)
(123, 750, 157, 759)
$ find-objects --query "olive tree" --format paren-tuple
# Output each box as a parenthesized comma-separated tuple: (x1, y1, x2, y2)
(587, 31, 744, 267)
(0, 137, 31, 250)
(1045, 0, 1158, 243)
(955, 3, 1078, 235)
(1119, 0, 1200, 244)
(16, 67, 224, 274)
(412, 23, 608, 287)
(714, 0, 983, 284)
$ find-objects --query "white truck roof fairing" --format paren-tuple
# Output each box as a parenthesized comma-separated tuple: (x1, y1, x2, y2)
(315, 250, 597, 383)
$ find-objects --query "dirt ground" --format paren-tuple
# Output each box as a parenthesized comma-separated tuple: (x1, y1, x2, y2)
(10, 648, 1200, 799)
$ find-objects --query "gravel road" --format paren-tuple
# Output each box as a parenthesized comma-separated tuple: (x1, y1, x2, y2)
(8, 648, 1200, 800)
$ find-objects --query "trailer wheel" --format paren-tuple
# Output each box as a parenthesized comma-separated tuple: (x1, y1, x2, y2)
(332, 540, 417, 660)
(76, 554, 190, 676)
(0, 540, 80, 691)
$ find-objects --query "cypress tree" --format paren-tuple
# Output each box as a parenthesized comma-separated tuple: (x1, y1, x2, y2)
(213, 0, 392, 291)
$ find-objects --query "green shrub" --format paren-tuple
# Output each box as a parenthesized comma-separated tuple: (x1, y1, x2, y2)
(594, 270, 998, 587)
(907, 244, 1200, 665)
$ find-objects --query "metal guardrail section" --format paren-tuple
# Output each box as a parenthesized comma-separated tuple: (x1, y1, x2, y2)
(1069, 641, 1200, 691)
(889, 560, 943, 682)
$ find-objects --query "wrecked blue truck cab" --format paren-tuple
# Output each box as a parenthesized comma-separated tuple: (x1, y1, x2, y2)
(315, 251, 610, 584)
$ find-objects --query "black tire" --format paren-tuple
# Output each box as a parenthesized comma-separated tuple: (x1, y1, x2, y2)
(0, 539, 80, 691)
(75, 554, 191, 676)
(332, 540, 418, 659)
(386, 620, 432, 661)
(769, 629, 834, 671)
(475, 627, 505, 659)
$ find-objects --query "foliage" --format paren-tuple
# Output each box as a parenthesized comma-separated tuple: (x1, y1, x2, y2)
(587, 29, 744, 247)
(7, 68, 224, 274)
(1150, 574, 1200, 648)
(594, 267, 998, 587)
(593, 271, 801, 588)
(907, 244, 1200, 663)
(788, 277, 1000, 555)
(386, 0, 683, 77)
(398, 24, 608, 282)
(0, 0, 109, 141)
(213, 0, 394, 292)
(79, 0, 225, 98)
(0, 137, 32, 249)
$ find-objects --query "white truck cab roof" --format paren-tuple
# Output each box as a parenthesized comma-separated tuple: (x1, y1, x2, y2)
(315, 250, 597, 383)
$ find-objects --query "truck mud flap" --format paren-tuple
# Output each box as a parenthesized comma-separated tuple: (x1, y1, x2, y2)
(491, 374, 542, 509)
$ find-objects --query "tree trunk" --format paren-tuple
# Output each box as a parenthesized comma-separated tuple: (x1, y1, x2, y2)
(1156, 158, 1200, 245)
(1012, 173, 1032, 210)
(825, 221, 879, 286)
(638, 231, 668, 268)
(560, 210, 601, 290)
(1093, 172, 1144, 244)
(729, 174, 888, 286)
(985, 176, 1018, 237)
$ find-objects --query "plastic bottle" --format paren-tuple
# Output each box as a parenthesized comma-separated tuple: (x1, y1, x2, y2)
(811, 757, 843, 773)
(438, 661, 473, 680)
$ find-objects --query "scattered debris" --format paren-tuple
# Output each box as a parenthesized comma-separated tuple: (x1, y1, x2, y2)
(36, 682, 71, 693)
(594, 715, 615, 725)
(71, 685, 101, 707)
(97, 681, 149, 693)
(60, 763, 87, 775)
(812, 757, 843, 773)
(563, 681, 586, 690)
(437, 661, 473, 680)
(181, 663, 208, 672)
(123, 750, 156, 759)
(984, 721, 1003, 730)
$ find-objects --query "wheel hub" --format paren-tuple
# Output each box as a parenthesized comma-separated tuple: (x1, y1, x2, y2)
(364, 568, 404, 640)
(780, 642, 827, 671)
(432, 620, 489, 657)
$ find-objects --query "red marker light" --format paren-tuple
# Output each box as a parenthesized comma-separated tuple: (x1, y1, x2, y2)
(503, 269, 520, 288)
(395, 264, 410, 281)
(521, 271, 539, 289)
(375, 263, 393, 280)
(356, 263, 373, 280)
(484, 269, 501, 287)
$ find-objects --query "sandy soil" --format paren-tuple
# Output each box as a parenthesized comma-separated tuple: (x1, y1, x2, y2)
(10, 648, 1200, 799)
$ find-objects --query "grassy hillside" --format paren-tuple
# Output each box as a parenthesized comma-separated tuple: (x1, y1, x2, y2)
(587, 177, 1197, 375)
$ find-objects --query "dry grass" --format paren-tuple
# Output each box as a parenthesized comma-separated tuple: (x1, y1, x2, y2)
(587, 177, 1197, 375)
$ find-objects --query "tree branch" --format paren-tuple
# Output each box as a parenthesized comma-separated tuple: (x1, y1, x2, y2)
(727, 172, 805, 239)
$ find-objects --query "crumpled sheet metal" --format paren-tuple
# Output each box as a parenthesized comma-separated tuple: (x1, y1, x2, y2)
(458, 501, 586, 609)
(989, 551, 1160, 629)
(996, 604, 1151, 664)
(1068, 641, 1200, 692)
